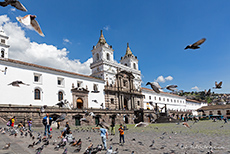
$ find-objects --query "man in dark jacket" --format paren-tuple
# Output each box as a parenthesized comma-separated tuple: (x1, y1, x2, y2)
(43, 113, 52, 138)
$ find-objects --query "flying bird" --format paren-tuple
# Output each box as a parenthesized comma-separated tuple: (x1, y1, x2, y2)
(163, 85, 178, 92)
(134, 122, 149, 128)
(0, 0, 27, 12)
(80, 118, 89, 123)
(204, 89, 211, 96)
(146, 82, 160, 93)
(56, 114, 66, 122)
(213, 81, 222, 89)
(16, 15, 45, 37)
(8, 80, 29, 87)
(184, 38, 206, 50)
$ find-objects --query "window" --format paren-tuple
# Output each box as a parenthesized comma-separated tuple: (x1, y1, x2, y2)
(111, 98, 114, 104)
(133, 63, 136, 69)
(57, 77, 64, 86)
(171, 99, 172, 102)
(167, 99, 169, 102)
(96, 53, 99, 60)
(174, 100, 176, 103)
(124, 63, 128, 66)
(123, 80, 128, 87)
(34, 73, 42, 83)
(159, 97, 161, 101)
(1, 39, 5, 44)
(149, 96, 151, 100)
(137, 101, 140, 106)
(106, 53, 110, 61)
(154, 97, 156, 100)
(58, 91, 63, 101)
(1, 48, 4, 58)
(163, 98, 165, 101)
(34, 89, 41, 100)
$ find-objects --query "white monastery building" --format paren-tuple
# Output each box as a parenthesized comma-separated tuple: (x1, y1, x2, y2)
(0, 29, 206, 112)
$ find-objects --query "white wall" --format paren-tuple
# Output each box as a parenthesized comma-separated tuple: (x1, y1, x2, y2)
(0, 59, 105, 108)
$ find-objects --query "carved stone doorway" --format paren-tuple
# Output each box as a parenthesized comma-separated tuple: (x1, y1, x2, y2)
(124, 98, 128, 110)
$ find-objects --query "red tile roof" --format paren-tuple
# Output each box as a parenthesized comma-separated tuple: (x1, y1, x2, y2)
(186, 99, 201, 104)
(0, 58, 104, 81)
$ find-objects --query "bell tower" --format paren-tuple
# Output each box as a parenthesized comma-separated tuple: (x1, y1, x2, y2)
(0, 27, 10, 59)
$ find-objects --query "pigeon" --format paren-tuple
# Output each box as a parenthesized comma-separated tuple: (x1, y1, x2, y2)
(80, 118, 89, 123)
(146, 82, 160, 93)
(28, 141, 35, 148)
(16, 15, 45, 37)
(213, 81, 222, 89)
(0, 0, 27, 12)
(185, 38, 206, 50)
(149, 140, 155, 147)
(43, 140, 49, 146)
(35, 139, 42, 145)
(182, 122, 190, 128)
(62, 148, 67, 154)
(8, 80, 29, 87)
(163, 85, 178, 92)
(35, 145, 44, 154)
(56, 101, 65, 108)
(134, 122, 149, 128)
(2, 143, 10, 150)
(56, 113, 66, 122)
(204, 89, 211, 96)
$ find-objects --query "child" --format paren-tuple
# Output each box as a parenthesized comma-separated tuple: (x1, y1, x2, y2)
(28, 118, 32, 131)
(118, 124, 125, 144)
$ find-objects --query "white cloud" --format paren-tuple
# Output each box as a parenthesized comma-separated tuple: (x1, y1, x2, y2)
(155, 75, 173, 83)
(0, 15, 92, 75)
(103, 25, 110, 31)
(155, 75, 165, 83)
(165, 76, 173, 81)
(191, 86, 199, 91)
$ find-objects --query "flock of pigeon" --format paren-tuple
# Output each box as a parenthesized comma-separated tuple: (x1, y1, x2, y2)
(0, 125, 115, 154)
(0, 0, 44, 36)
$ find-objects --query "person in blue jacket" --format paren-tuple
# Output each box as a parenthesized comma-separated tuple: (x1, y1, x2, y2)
(43, 113, 52, 138)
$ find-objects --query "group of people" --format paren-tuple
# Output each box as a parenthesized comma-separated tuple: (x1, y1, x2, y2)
(7, 116, 32, 131)
(93, 123, 125, 150)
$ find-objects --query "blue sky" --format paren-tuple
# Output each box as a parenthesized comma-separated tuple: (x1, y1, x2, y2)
(1, 0, 230, 93)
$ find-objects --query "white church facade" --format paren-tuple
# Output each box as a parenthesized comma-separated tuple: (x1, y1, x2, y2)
(0, 29, 206, 113)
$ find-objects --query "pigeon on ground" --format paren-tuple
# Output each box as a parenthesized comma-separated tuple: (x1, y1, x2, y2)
(8, 80, 29, 87)
(149, 140, 155, 147)
(28, 141, 35, 148)
(0, 0, 27, 11)
(16, 15, 45, 37)
(62, 148, 67, 154)
(35, 145, 44, 154)
(2, 143, 10, 150)
(35, 139, 42, 145)
(146, 82, 161, 93)
(184, 38, 206, 50)
(213, 81, 222, 89)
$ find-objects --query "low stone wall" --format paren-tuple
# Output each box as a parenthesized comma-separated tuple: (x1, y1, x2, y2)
(0, 105, 157, 127)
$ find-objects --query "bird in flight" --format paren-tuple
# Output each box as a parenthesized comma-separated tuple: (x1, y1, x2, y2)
(16, 15, 45, 37)
(204, 89, 211, 96)
(213, 81, 222, 89)
(0, 0, 27, 12)
(184, 38, 206, 50)
(146, 82, 160, 93)
(162, 85, 178, 92)
(8, 80, 29, 87)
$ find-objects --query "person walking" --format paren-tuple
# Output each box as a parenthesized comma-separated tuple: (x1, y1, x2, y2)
(28, 118, 32, 131)
(118, 124, 125, 144)
(93, 126, 108, 150)
(111, 118, 115, 135)
(42, 113, 52, 138)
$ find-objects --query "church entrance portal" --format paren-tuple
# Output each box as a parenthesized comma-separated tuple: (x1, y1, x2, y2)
(124, 98, 128, 110)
